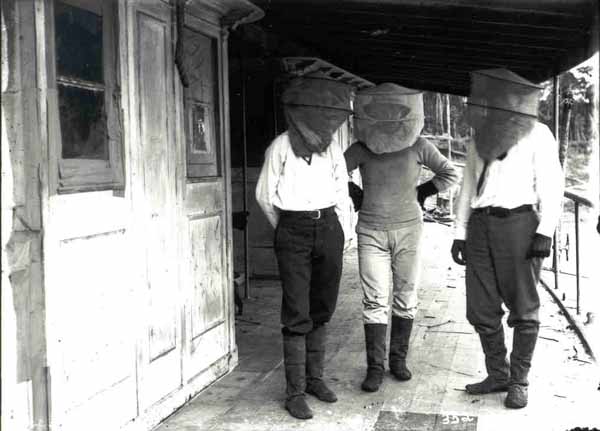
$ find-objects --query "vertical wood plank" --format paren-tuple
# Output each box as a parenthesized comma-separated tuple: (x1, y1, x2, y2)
(137, 10, 177, 361)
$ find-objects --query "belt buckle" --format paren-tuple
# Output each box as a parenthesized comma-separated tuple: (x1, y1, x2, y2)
(310, 209, 321, 220)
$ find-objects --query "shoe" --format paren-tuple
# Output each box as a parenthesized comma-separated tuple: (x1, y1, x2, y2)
(503, 325, 538, 409)
(306, 379, 337, 403)
(306, 323, 338, 403)
(361, 323, 387, 392)
(504, 384, 528, 409)
(468, 327, 510, 393)
(389, 317, 413, 381)
(283, 332, 312, 419)
(510, 325, 539, 387)
(465, 376, 509, 394)
(285, 395, 314, 419)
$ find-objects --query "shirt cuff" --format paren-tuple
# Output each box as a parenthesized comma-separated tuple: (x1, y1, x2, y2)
(454, 225, 467, 240)
(431, 176, 455, 193)
(535, 218, 556, 238)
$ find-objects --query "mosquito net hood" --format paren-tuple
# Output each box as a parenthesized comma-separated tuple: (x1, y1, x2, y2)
(282, 77, 353, 157)
(354, 83, 424, 154)
(467, 68, 541, 161)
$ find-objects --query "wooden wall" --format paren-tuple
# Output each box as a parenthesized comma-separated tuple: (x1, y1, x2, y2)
(1, 0, 259, 430)
(1, 1, 49, 430)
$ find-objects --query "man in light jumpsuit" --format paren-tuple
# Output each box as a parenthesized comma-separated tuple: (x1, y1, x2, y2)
(256, 77, 351, 420)
(451, 69, 564, 408)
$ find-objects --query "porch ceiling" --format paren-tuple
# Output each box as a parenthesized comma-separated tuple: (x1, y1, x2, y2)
(252, 0, 599, 95)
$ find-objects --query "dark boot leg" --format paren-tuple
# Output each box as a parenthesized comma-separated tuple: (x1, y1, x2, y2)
(466, 327, 510, 394)
(305, 323, 337, 402)
(362, 324, 387, 392)
(505, 325, 538, 409)
(283, 331, 313, 420)
(389, 317, 413, 381)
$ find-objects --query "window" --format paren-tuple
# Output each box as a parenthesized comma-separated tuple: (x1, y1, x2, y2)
(182, 28, 220, 178)
(190, 103, 212, 154)
(53, 0, 123, 192)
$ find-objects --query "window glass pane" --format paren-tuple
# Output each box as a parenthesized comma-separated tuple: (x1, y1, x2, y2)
(55, 1, 103, 83)
(191, 104, 210, 153)
(58, 85, 108, 160)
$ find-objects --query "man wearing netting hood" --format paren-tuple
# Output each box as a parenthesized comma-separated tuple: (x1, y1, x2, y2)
(255, 77, 351, 420)
(451, 69, 563, 409)
(344, 83, 459, 393)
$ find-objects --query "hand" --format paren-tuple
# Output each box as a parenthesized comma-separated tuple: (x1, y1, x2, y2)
(526, 233, 552, 259)
(348, 182, 363, 212)
(417, 181, 438, 209)
(451, 239, 467, 265)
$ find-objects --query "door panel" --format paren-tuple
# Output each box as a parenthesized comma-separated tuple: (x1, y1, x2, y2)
(136, 6, 181, 407)
(51, 229, 136, 431)
(45, 194, 136, 431)
(189, 214, 226, 337)
(183, 181, 230, 379)
(183, 27, 220, 177)
(179, 18, 232, 383)
(177, 19, 233, 381)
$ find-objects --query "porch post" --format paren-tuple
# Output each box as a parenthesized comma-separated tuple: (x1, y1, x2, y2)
(240, 44, 251, 299)
(552, 75, 560, 290)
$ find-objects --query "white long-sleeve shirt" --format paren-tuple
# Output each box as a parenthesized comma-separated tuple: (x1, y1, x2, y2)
(255, 132, 349, 228)
(454, 122, 564, 240)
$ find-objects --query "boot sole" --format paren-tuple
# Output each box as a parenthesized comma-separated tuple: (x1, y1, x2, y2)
(285, 407, 314, 419)
(504, 400, 527, 409)
(465, 385, 509, 395)
(361, 383, 381, 392)
(391, 372, 412, 381)
(285, 403, 314, 419)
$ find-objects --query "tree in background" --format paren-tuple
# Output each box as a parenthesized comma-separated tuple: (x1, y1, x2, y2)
(421, 64, 595, 178)
(539, 65, 595, 156)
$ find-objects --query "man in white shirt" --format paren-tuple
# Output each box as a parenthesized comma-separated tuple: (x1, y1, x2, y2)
(451, 69, 563, 409)
(255, 77, 351, 420)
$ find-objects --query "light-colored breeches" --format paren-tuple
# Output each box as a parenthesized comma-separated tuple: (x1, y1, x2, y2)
(357, 222, 423, 324)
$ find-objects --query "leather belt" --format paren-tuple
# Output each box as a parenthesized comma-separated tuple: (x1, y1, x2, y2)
(472, 204, 533, 218)
(279, 206, 336, 220)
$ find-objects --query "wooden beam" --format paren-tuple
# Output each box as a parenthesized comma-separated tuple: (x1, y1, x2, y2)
(261, 4, 589, 32)
(263, 13, 587, 40)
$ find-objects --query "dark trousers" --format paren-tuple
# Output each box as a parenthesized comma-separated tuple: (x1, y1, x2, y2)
(465, 210, 543, 335)
(275, 210, 345, 334)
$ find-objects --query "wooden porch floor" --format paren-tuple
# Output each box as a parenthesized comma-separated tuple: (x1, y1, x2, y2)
(156, 223, 599, 431)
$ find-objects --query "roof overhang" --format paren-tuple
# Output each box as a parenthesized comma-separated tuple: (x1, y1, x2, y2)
(252, 0, 599, 95)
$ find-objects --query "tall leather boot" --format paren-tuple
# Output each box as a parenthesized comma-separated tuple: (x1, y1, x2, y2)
(283, 331, 313, 420)
(466, 327, 510, 394)
(389, 316, 413, 381)
(305, 323, 337, 402)
(505, 325, 538, 409)
(361, 323, 387, 392)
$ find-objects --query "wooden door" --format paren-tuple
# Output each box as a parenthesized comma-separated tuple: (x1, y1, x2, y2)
(42, 2, 137, 430)
(179, 17, 234, 382)
(133, 2, 182, 408)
